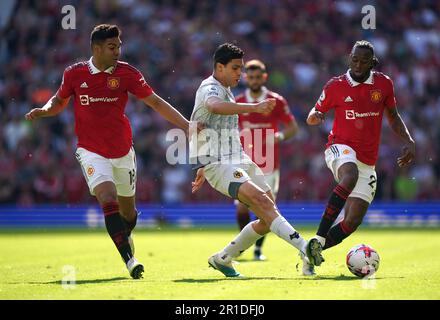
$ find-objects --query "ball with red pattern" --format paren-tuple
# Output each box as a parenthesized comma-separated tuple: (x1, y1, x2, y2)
(346, 244, 380, 278)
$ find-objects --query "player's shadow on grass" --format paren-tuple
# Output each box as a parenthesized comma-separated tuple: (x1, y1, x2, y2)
(300, 275, 405, 281)
(25, 277, 128, 285)
(174, 276, 293, 283)
(235, 258, 267, 263)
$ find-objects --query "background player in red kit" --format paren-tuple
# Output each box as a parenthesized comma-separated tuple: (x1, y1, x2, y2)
(235, 60, 299, 261)
(306, 40, 415, 275)
(25, 24, 190, 279)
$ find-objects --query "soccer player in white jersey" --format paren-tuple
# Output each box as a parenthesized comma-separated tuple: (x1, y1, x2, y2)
(190, 43, 324, 277)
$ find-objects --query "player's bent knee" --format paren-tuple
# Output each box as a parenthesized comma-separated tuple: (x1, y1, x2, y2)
(250, 195, 277, 226)
(253, 220, 271, 234)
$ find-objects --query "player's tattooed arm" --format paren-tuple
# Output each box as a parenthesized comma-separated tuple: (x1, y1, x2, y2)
(384, 107, 416, 167)
(25, 95, 70, 120)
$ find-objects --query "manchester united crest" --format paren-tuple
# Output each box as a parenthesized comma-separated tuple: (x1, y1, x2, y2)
(370, 90, 382, 103)
(86, 165, 95, 177)
(107, 77, 120, 90)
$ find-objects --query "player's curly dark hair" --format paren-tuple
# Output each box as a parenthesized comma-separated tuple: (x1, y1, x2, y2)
(90, 24, 121, 46)
(352, 40, 379, 67)
(213, 43, 244, 68)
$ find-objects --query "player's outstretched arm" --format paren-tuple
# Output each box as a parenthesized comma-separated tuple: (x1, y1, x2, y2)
(25, 95, 70, 120)
(384, 107, 416, 167)
(142, 93, 189, 132)
(306, 107, 325, 126)
(206, 96, 275, 115)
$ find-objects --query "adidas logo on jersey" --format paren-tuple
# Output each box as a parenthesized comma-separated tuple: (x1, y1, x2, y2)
(80, 82, 88, 88)
(344, 96, 353, 102)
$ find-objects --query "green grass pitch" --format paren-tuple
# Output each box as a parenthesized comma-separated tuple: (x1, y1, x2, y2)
(1, 227, 439, 299)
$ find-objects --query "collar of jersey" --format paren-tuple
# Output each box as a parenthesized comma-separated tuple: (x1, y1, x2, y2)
(87, 57, 116, 75)
(245, 86, 268, 103)
(346, 69, 373, 87)
(209, 75, 235, 102)
(210, 75, 228, 89)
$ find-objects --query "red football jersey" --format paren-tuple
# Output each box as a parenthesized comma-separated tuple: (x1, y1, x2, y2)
(315, 70, 396, 165)
(56, 58, 153, 158)
(237, 87, 295, 173)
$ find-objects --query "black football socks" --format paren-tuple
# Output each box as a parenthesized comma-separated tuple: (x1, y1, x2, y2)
(316, 184, 351, 238)
(102, 201, 133, 263)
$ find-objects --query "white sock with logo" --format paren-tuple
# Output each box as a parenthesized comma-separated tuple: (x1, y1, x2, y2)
(270, 216, 307, 252)
(217, 222, 263, 263)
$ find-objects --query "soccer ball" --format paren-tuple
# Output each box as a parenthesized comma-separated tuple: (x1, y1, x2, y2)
(346, 244, 380, 278)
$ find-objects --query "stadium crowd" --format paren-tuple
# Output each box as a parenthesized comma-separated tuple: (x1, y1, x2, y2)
(0, 0, 439, 205)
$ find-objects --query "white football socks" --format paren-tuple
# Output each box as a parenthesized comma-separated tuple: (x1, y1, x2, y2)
(270, 216, 307, 252)
(218, 222, 263, 263)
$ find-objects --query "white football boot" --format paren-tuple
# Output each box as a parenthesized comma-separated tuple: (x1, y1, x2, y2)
(126, 257, 144, 279)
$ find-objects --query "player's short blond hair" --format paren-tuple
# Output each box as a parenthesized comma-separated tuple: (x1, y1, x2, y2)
(244, 59, 266, 73)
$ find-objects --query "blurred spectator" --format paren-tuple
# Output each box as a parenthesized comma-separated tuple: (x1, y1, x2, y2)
(0, 0, 439, 205)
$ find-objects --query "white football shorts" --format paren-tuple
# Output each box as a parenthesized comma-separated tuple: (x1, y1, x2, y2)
(325, 144, 377, 204)
(203, 154, 271, 200)
(75, 146, 137, 197)
(233, 168, 279, 206)
(264, 169, 280, 198)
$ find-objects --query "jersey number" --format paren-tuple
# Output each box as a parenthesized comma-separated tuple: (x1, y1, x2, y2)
(368, 175, 377, 189)
(129, 169, 136, 189)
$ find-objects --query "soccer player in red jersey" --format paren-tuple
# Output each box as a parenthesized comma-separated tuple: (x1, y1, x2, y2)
(306, 40, 416, 275)
(235, 60, 299, 261)
(25, 24, 190, 279)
